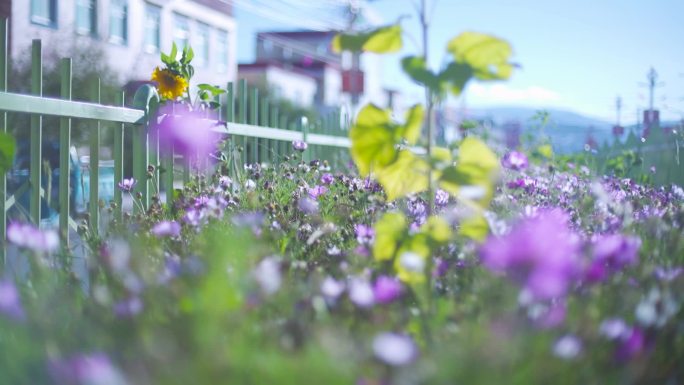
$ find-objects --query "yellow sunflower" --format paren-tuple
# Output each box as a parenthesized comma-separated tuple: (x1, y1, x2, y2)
(151, 67, 188, 100)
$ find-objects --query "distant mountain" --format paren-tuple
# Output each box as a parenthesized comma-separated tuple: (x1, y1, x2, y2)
(464, 106, 617, 153)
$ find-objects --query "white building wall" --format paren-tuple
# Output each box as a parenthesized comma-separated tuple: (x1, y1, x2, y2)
(264, 66, 316, 107)
(239, 65, 317, 108)
(10, 0, 236, 88)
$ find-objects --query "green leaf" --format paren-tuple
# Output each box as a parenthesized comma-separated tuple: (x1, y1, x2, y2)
(332, 24, 402, 53)
(185, 46, 195, 63)
(439, 137, 499, 206)
(439, 62, 473, 96)
(170, 42, 178, 61)
(446, 32, 514, 81)
(458, 213, 489, 241)
(0, 133, 15, 175)
(198, 83, 226, 96)
(376, 150, 430, 201)
(350, 104, 397, 176)
(373, 212, 408, 262)
(419, 215, 452, 243)
(401, 56, 441, 92)
(537, 144, 553, 159)
(399, 104, 424, 145)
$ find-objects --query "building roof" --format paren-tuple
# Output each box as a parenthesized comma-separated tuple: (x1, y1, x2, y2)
(257, 30, 338, 39)
(238, 61, 319, 79)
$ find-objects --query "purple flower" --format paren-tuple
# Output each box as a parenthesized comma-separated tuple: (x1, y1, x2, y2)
(183, 208, 205, 227)
(599, 318, 630, 340)
(321, 276, 345, 300)
(354, 224, 375, 245)
(502, 151, 529, 171)
(292, 140, 308, 152)
(616, 327, 645, 361)
(435, 189, 450, 206)
(479, 209, 581, 300)
(592, 234, 640, 269)
(151, 221, 181, 237)
(117, 178, 136, 192)
(0, 279, 25, 321)
(114, 297, 143, 318)
(154, 104, 219, 161)
(349, 278, 374, 308)
(297, 197, 319, 215)
(253, 257, 282, 295)
(586, 234, 641, 282)
(307, 185, 328, 199)
(320, 173, 334, 185)
(553, 334, 582, 359)
(7, 222, 59, 253)
(506, 177, 536, 192)
(653, 266, 683, 282)
(372, 333, 417, 366)
(373, 276, 402, 304)
(48, 352, 129, 385)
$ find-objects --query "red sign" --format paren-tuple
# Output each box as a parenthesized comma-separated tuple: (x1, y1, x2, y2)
(342, 70, 364, 94)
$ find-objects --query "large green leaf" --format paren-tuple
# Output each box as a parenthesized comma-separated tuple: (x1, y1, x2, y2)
(458, 212, 489, 241)
(332, 25, 402, 53)
(438, 62, 473, 96)
(0, 133, 15, 176)
(401, 56, 441, 92)
(398, 104, 424, 145)
(350, 104, 397, 176)
(373, 212, 408, 262)
(376, 151, 430, 201)
(446, 32, 513, 81)
(439, 137, 499, 206)
(350, 104, 424, 179)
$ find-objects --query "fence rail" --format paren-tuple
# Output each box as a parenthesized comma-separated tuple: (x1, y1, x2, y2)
(0, 18, 351, 263)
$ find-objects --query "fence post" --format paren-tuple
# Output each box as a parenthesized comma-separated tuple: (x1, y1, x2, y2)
(237, 79, 247, 167)
(30, 40, 42, 225)
(88, 79, 101, 231)
(0, 18, 7, 264)
(58, 58, 72, 244)
(270, 104, 279, 164)
(301, 116, 309, 163)
(249, 87, 259, 164)
(260, 97, 270, 164)
(114, 92, 124, 220)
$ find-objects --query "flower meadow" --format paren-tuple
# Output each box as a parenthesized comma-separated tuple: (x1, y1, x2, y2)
(2, 18, 684, 385)
(2, 135, 683, 384)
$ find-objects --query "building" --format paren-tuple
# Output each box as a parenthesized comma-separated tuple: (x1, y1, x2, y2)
(238, 62, 317, 107)
(5, 0, 237, 88)
(241, 30, 386, 114)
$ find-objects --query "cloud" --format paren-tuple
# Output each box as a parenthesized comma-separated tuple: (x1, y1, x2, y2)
(466, 83, 563, 105)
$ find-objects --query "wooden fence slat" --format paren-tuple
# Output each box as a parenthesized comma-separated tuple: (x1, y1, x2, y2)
(30, 40, 42, 225)
(58, 58, 72, 244)
(114, 92, 124, 220)
(89, 79, 101, 231)
(250, 87, 258, 164)
(0, 18, 7, 264)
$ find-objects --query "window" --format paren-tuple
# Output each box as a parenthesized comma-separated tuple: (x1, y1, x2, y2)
(195, 23, 210, 67)
(144, 3, 161, 52)
(31, 0, 57, 27)
(109, 0, 128, 44)
(173, 13, 190, 54)
(75, 0, 97, 35)
(216, 29, 229, 73)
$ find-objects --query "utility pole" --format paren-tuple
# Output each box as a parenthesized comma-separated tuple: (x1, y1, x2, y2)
(615, 96, 622, 126)
(640, 67, 665, 111)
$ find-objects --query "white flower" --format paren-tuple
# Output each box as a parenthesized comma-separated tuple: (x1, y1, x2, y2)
(348, 278, 374, 308)
(253, 257, 281, 295)
(372, 332, 417, 366)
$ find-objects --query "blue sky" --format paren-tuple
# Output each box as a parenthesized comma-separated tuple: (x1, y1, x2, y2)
(235, 0, 684, 124)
